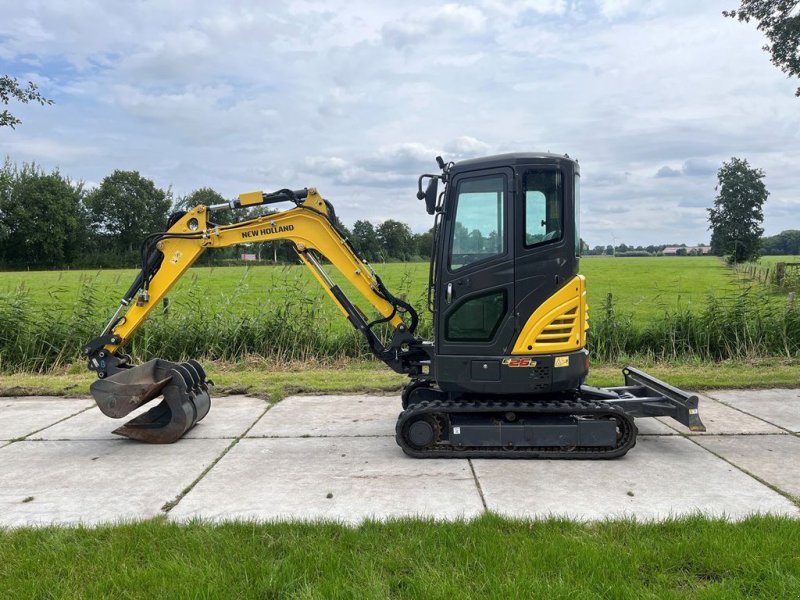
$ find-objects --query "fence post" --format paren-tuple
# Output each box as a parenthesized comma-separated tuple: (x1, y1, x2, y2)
(789, 292, 796, 311)
(604, 292, 613, 319)
(776, 262, 786, 286)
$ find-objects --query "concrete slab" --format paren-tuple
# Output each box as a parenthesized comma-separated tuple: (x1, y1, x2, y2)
(707, 389, 800, 432)
(659, 395, 784, 435)
(635, 418, 677, 435)
(695, 435, 800, 498)
(0, 397, 93, 441)
(248, 394, 399, 438)
(169, 437, 483, 523)
(31, 396, 268, 441)
(0, 439, 229, 527)
(472, 436, 799, 521)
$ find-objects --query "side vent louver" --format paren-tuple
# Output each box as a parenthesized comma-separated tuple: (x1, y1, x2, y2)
(535, 306, 578, 345)
(511, 275, 588, 355)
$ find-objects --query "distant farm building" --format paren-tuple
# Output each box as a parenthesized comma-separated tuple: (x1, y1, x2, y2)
(662, 245, 712, 256)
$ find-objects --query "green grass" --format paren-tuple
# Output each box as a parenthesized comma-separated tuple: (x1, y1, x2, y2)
(2, 358, 799, 398)
(581, 256, 741, 320)
(735, 255, 800, 293)
(1, 514, 798, 599)
(3, 256, 798, 370)
(0, 256, 739, 325)
(756, 255, 800, 266)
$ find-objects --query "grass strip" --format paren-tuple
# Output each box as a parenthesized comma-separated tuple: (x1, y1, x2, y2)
(0, 514, 798, 599)
(1, 358, 799, 399)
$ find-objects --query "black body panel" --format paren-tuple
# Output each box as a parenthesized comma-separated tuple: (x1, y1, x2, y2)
(435, 349, 588, 395)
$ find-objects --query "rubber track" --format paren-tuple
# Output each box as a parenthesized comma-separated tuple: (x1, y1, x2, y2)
(395, 398, 637, 459)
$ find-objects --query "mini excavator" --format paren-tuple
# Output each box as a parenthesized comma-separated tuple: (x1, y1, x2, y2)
(84, 153, 705, 457)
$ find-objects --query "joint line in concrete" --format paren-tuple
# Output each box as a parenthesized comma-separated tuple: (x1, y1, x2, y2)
(682, 434, 800, 510)
(468, 459, 488, 512)
(704, 392, 798, 436)
(6, 403, 95, 446)
(161, 403, 274, 514)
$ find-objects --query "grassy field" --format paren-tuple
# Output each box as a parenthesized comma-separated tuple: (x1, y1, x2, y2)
(756, 255, 800, 266)
(3, 255, 798, 370)
(1, 515, 798, 599)
(735, 255, 800, 292)
(0, 255, 740, 324)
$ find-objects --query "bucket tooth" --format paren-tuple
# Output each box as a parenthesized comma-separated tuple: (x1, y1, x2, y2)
(90, 358, 212, 444)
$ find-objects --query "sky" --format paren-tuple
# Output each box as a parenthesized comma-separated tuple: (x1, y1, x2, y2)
(0, 0, 798, 247)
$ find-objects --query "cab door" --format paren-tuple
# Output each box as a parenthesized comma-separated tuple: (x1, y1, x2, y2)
(435, 167, 516, 357)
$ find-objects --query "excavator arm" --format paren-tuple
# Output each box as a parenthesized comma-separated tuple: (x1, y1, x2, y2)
(84, 187, 430, 443)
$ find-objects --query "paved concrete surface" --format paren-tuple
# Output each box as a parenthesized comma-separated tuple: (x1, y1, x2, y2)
(0, 390, 798, 527)
(0, 397, 93, 441)
(472, 436, 794, 520)
(0, 439, 229, 527)
(660, 393, 784, 435)
(170, 437, 484, 524)
(707, 389, 800, 432)
(30, 397, 269, 441)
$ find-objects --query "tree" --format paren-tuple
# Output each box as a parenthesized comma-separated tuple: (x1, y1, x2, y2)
(377, 219, 415, 261)
(0, 161, 87, 267)
(414, 228, 434, 259)
(1, 76, 53, 128)
(725, 1, 800, 96)
(708, 157, 768, 263)
(351, 220, 382, 262)
(85, 170, 172, 261)
(177, 187, 226, 211)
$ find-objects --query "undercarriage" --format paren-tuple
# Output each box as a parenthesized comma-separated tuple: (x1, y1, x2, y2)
(396, 367, 704, 458)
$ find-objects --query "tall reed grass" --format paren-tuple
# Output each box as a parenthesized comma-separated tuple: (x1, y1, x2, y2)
(0, 277, 798, 372)
(590, 288, 800, 361)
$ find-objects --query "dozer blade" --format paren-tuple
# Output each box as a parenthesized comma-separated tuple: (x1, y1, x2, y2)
(90, 358, 211, 443)
(581, 366, 706, 432)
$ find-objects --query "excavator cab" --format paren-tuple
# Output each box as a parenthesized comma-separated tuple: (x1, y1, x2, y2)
(424, 153, 587, 397)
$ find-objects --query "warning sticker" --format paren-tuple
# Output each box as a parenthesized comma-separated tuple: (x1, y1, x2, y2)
(452, 426, 461, 435)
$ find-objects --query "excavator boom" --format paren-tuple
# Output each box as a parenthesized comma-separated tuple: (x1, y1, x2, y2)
(84, 187, 429, 442)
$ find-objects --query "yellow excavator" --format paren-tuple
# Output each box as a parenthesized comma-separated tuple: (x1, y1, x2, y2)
(84, 152, 705, 457)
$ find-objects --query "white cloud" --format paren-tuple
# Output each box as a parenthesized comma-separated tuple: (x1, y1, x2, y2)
(0, 0, 797, 244)
(3, 137, 97, 162)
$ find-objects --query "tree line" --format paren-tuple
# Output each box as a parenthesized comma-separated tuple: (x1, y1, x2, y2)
(0, 160, 435, 269)
(761, 230, 800, 256)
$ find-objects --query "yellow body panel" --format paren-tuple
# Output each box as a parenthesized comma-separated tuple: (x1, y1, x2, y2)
(105, 190, 403, 354)
(511, 275, 588, 355)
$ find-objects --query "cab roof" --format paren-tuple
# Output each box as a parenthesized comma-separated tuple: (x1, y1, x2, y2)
(451, 152, 579, 174)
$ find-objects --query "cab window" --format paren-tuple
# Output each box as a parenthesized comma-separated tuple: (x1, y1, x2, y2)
(449, 175, 506, 271)
(524, 170, 563, 247)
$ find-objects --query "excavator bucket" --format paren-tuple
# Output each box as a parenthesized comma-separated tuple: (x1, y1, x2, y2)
(90, 358, 211, 443)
